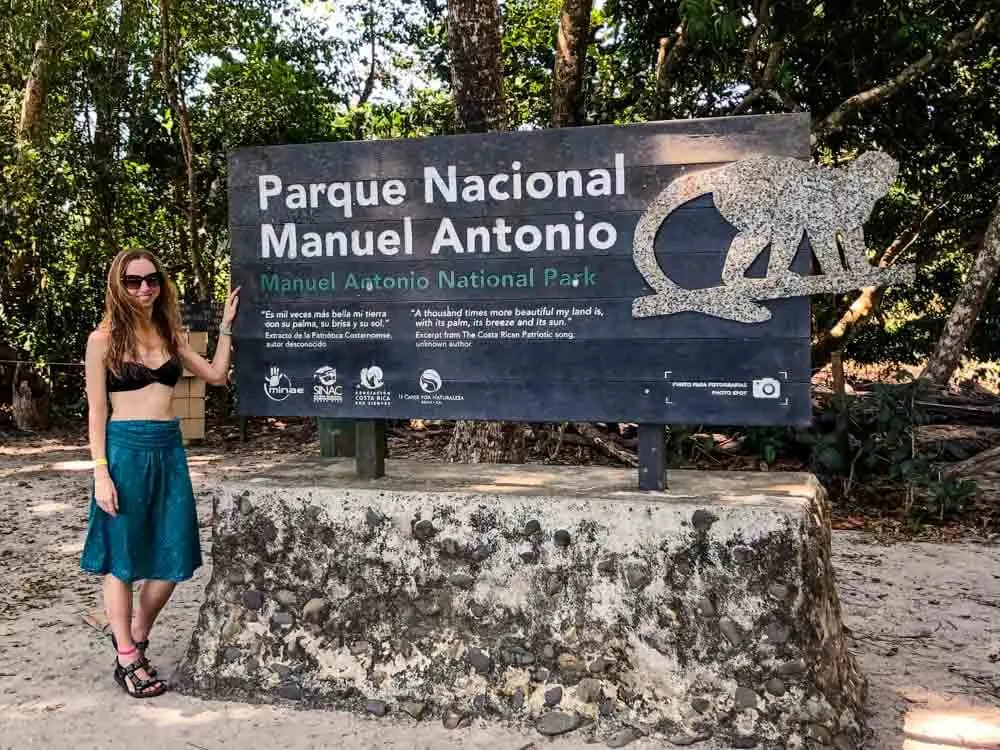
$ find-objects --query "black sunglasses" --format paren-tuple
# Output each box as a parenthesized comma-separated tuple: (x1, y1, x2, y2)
(122, 272, 163, 291)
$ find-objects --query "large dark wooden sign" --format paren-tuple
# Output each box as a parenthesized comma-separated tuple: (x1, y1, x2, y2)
(229, 114, 812, 424)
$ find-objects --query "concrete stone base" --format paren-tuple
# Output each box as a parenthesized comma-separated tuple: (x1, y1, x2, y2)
(176, 461, 865, 749)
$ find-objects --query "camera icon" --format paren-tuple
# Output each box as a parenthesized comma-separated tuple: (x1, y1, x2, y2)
(752, 377, 782, 399)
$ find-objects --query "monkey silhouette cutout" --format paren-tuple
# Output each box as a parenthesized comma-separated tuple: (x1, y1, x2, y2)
(631, 151, 915, 324)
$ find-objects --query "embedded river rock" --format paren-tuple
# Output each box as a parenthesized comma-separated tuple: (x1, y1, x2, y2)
(175, 462, 865, 748)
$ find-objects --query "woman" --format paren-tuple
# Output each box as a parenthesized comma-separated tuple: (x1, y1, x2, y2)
(80, 248, 239, 698)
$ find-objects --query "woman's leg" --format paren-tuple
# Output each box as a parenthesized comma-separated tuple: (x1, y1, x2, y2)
(104, 574, 163, 695)
(134, 579, 177, 642)
(104, 573, 135, 649)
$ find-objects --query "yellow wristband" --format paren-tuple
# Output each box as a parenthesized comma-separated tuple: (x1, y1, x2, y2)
(94, 458, 108, 467)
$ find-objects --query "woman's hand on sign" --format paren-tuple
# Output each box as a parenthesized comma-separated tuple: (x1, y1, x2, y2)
(222, 287, 240, 327)
(94, 471, 118, 516)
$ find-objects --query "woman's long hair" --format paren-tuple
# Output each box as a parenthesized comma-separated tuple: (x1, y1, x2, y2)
(101, 249, 184, 376)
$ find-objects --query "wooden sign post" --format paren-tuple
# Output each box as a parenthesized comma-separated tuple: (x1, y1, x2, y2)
(638, 424, 667, 491)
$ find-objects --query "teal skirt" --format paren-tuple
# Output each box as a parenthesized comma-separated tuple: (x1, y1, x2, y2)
(80, 419, 202, 584)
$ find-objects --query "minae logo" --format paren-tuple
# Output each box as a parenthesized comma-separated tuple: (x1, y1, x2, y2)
(264, 366, 304, 401)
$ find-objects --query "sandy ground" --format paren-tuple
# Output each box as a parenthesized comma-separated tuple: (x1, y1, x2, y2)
(1, 439, 999, 750)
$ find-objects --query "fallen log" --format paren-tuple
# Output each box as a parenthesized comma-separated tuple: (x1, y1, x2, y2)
(571, 422, 639, 467)
(916, 425, 1000, 461)
(813, 386, 1000, 426)
(947, 444, 1000, 478)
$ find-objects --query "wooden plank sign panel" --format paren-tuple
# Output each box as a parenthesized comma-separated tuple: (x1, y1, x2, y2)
(229, 114, 812, 425)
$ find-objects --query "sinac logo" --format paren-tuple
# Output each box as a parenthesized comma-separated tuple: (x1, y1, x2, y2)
(419, 368, 442, 394)
(313, 365, 344, 402)
(360, 365, 384, 390)
(315, 366, 337, 386)
(264, 366, 299, 401)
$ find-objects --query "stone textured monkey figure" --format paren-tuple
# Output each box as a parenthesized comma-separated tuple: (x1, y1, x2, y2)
(632, 151, 899, 292)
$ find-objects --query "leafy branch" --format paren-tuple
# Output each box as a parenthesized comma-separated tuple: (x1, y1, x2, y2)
(812, 11, 993, 142)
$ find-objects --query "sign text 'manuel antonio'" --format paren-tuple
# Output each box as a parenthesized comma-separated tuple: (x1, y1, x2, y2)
(257, 153, 626, 259)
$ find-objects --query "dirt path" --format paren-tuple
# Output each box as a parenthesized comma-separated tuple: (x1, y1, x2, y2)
(1, 438, 998, 749)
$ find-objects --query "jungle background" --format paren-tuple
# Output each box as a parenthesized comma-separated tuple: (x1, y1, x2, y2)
(2, 0, 1000, 534)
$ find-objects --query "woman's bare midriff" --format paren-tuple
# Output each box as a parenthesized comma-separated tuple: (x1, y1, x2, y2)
(108, 383, 177, 421)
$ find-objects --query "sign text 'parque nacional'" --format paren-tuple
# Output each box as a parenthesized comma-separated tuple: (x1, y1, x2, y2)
(229, 113, 912, 423)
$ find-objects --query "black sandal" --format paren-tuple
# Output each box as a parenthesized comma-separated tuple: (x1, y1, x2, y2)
(114, 654, 167, 699)
(110, 633, 156, 677)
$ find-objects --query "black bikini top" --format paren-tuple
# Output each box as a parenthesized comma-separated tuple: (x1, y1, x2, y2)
(107, 356, 183, 393)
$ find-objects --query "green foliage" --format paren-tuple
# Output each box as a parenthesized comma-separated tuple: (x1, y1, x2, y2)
(664, 424, 695, 466)
(589, 0, 1000, 362)
(803, 375, 979, 523)
(666, 375, 978, 524)
(502, 0, 561, 127)
(741, 427, 789, 467)
(0, 0, 454, 367)
(678, 0, 741, 43)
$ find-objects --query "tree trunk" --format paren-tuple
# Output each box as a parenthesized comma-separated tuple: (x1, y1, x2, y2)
(0, 342, 26, 406)
(551, 14, 610, 464)
(923, 195, 1000, 386)
(654, 25, 686, 120)
(444, 0, 524, 463)
(12, 363, 51, 431)
(92, 0, 134, 254)
(17, 32, 51, 144)
(444, 421, 526, 463)
(447, 0, 505, 132)
(551, 0, 593, 127)
(159, 0, 210, 300)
